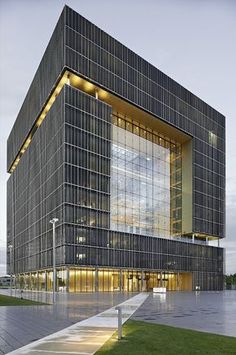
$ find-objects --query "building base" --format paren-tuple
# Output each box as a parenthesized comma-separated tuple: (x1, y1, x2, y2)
(15, 267, 195, 292)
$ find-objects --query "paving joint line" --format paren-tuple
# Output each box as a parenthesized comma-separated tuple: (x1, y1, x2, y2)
(7, 293, 149, 355)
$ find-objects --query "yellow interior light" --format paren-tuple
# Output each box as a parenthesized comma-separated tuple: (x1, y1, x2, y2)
(84, 81, 94, 92)
(48, 96, 55, 106)
(36, 118, 43, 127)
(9, 71, 110, 174)
(25, 137, 31, 147)
(54, 87, 61, 95)
(99, 89, 108, 99)
(70, 74, 82, 88)
(60, 76, 67, 85)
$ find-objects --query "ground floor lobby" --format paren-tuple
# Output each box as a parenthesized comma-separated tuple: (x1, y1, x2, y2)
(16, 268, 193, 292)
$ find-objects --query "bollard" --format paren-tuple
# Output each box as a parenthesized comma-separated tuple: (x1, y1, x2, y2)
(21, 289, 23, 299)
(115, 306, 122, 340)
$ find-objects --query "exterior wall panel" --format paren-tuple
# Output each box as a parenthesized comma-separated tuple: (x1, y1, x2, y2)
(7, 90, 66, 274)
(64, 7, 225, 239)
(7, 6, 225, 290)
(63, 86, 112, 265)
(7, 11, 65, 171)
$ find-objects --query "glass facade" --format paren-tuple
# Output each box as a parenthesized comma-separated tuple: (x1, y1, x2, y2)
(16, 268, 193, 292)
(7, 92, 65, 275)
(7, 6, 225, 291)
(111, 114, 182, 237)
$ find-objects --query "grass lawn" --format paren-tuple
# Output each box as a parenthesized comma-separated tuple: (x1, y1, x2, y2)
(0, 294, 46, 306)
(96, 320, 236, 355)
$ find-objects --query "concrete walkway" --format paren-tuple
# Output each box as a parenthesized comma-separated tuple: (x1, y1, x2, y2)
(7, 293, 149, 355)
(0, 290, 134, 354)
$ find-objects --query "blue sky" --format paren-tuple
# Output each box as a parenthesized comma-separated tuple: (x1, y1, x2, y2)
(0, 0, 235, 274)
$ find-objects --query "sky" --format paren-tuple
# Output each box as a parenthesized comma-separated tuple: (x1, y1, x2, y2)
(0, 0, 235, 275)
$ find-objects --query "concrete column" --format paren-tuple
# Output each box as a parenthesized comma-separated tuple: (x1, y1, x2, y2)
(119, 270, 123, 291)
(95, 268, 98, 292)
(160, 271, 163, 287)
(177, 272, 180, 291)
(141, 271, 144, 291)
(45, 271, 47, 291)
(45, 270, 48, 291)
(66, 268, 70, 292)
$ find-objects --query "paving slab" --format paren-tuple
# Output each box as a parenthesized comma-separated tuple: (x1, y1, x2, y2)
(7, 293, 149, 355)
(132, 290, 236, 337)
(0, 290, 134, 354)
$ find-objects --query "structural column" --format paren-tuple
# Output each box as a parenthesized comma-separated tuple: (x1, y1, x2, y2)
(141, 271, 145, 291)
(119, 270, 123, 291)
(95, 268, 98, 292)
(160, 271, 163, 287)
(66, 268, 70, 292)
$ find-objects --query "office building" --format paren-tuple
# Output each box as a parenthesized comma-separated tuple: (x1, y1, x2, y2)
(7, 6, 225, 291)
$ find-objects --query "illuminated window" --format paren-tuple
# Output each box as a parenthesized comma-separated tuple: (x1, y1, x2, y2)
(76, 253, 86, 260)
(76, 236, 86, 243)
(111, 114, 182, 238)
(209, 132, 217, 147)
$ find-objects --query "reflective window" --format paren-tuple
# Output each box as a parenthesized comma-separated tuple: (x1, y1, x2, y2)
(111, 114, 182, 237)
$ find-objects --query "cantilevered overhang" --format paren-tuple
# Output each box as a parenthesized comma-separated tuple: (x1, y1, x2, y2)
(8, 69, 191, 174)
(7, 68, 223, 242)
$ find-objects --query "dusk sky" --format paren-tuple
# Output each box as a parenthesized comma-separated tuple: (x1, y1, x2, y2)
(0, 0, 235, 275)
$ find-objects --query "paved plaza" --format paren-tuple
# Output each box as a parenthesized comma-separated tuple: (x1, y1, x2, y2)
(8, 293, 149, 355)
(0, 290, 235, 354)
(0, 290, 133, 354)
(132, 290, 236, 337)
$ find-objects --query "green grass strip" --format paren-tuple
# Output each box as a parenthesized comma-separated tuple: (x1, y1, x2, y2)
(96, 320, 236, 355)
(0, 294, 47, 306)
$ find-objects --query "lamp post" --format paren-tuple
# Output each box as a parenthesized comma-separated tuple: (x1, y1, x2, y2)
(8, 244, 13, 296)
(49, 218, 59, 303)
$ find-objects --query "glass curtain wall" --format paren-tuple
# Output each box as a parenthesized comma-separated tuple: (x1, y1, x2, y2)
(111, 113, 182, 238)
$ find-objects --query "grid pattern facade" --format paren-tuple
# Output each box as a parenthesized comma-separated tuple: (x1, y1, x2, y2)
(7, 6, 225, 291)
(62, 88, 223, 290)
(63, 7, 225, 239)
(7, 14, 65, 170)
(64, 86, 112, 264)
(7, 91, 65, 274)
(8, 6, 225, 239)
(111, 115, 182, 237)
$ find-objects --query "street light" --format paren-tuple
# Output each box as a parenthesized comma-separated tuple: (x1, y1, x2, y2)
(49, 218, 59, 303)
(8, 244, 13, 296)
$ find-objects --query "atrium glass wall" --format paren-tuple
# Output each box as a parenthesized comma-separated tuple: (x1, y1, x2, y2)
(111, 113, 182, 237)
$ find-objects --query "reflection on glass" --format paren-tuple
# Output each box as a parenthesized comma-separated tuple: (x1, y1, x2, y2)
(111, 114, 182, 237)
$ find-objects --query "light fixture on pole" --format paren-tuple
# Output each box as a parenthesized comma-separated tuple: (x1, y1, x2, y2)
(49, 218, 59, 303)
(8, 244, 13, 297)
